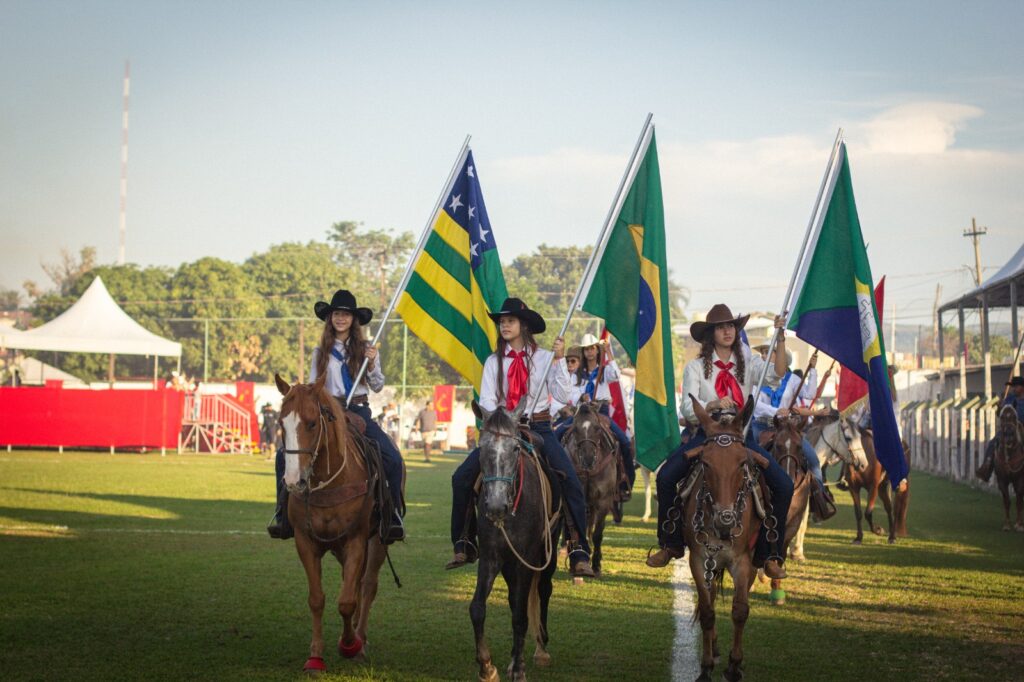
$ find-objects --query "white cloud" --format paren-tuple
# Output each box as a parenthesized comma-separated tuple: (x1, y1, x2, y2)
(851, 101, 983, 155)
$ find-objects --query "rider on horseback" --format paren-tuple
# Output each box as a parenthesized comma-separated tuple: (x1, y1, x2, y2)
(446, 297, 597, 578)
(977, 376, 1024, 481)
(267, 290, 406, 543)
(555, 333, 636, 499)
(646, 304, 794, 580)
(551, 345, 584, 428)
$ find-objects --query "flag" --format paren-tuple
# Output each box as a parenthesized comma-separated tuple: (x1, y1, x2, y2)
(837, 277, 884, 412)
(433, 384, 455, 422)
(581, 129, 676, 469)
(787, 143, 908, 488)
(397, 151, 509, 390)
(600, 327, 629, 432)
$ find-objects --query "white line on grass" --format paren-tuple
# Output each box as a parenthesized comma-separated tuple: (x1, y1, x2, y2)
(671, 559, 700, 681)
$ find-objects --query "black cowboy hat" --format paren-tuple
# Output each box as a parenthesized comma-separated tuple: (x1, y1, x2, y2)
(314, 290, 373, 325)
(488, 297, 546, 334)
(689, 303, 750, 343)
(1007, 376, 1024, 388)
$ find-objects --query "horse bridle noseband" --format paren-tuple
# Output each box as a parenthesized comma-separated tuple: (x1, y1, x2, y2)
(283, 402, 336, 479)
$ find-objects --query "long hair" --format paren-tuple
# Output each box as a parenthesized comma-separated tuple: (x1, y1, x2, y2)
(315, 315, 368, 383)
(699, 332, 746, 383)
(494, 325, 538, 409)
(581, 345, 606, 387)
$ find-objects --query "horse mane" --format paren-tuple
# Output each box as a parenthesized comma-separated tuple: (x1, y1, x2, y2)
(483, 407, 518, 438)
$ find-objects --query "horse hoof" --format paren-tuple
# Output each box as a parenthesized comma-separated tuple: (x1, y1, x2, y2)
(872, 527, 885, 536)
(479, 663, 498, 682)
(1002, 524, 1011, 532)
(303, 656, 326, 674)
(534, 649, 551, 667)
(769, 588, 786, 605)
(888, 537, 896, 545)
(696, 667, 714, 681)
(851, 538, 862, 545)
(338, 635, 363, 659)
(1016, 524, 1024, 533)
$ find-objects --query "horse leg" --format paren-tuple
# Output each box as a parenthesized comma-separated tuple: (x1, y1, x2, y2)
(690, 554, 716, 681)
(1014, 480, 1024, 532)
(998, 478, 1012, 531)
(864, 481, 883, 536)
(724, 561, 753, 681)
(533, 563, 555, 667)
(878, 484, 896, 545)
(503, 563, 530, 682)
(790, 499, 809, 563)
(296, 536, 327, 671)
(470, 559, 500, 682)
(354, 537, 386, 655)
(337, 536, 368, 658)
(850, 487, 864, 544)
(591, 511, 607, 578)
(642, 466, 653, 522)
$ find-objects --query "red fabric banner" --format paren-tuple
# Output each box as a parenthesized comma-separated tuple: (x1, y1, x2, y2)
(601, 328, 629, 432)
(837, 277, 885, 412)
(433, 384, 454, 422)
(0, 386, 184, 449)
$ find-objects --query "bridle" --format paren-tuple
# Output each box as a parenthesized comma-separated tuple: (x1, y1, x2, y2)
(480, 425, 532, 515)
(568, 404, 615, 473)
(283, 400, 347, 494)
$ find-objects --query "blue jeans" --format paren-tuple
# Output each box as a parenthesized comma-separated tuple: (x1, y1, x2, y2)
(655, 428, 794, 563)
(750, 420, 824, 486)
(554, 409, 636, 487)
(275, 401, 405, 516)
(451, 420, 591, 557)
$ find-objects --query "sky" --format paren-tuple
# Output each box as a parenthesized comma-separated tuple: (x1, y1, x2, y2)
(2, 1, 1022, 339)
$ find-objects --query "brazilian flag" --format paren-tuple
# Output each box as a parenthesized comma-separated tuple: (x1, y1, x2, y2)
(582, 130, 677, 469)
(787, 142, 908, 488)
(396, 151, 508, 391)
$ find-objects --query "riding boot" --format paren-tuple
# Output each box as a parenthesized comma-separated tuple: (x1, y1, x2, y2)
(645, 545, 684, 568)
(763, 558, 787, 580)
(976, 440, 996, 482)
(809, 479, 837, 522)
(267, 448, 293, 540)
(385, 509, 405, 544)
(568, 548, 596, 577)
(445, 538, 479, 570)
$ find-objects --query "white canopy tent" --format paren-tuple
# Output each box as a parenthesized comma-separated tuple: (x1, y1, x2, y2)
(0, 277, 181, 380)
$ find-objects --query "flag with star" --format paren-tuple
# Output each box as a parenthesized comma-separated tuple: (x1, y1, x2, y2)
(396, 150, 509, 390)
(580, 128, 677, 469)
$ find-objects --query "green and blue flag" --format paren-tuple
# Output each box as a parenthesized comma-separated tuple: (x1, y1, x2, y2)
(787, 142, 908, 488)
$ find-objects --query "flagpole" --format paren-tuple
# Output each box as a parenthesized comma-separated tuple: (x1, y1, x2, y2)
(346, 135, 472, 407)
(524, 113, 654, 417)
(743, 129, 844, 436)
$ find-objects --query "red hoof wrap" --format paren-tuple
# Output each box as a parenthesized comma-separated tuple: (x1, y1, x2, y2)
(303, 656, 326, 672)
(338, 636, 363, 658)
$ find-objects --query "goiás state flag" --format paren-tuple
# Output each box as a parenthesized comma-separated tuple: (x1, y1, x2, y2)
(837, 277, 885, 414)
(581, 127, 677, 469)
(396, 151, 509, 391)
(786, 142, 908, 488)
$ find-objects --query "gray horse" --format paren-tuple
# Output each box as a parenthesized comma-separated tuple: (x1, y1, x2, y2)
(469, 399, 561, 682)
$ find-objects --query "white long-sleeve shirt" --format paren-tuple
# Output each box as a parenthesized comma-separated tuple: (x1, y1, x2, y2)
(550, 374, 586, 417)
(679, 345, 777, 425)
(479, 346, 571, 415)
(793, 368, 818, 407)
(753, 372, 802, 420)
(310, 341, 385, 399)
(578, 359, 620, 401)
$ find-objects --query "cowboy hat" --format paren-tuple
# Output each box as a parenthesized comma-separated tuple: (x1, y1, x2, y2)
(314, 290, 373, 325)
(578, 333, 606, 348)
(1007, 376, 1024, 388)
(689, 304, 749, 343)
(565, 345, 583, 360)
(488, 297, 546, 334)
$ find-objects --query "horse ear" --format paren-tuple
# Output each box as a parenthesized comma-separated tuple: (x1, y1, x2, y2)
(312, 371, 327, 394)
(739, 395, 755, 429)
(472, 400, 491, 422)
(690, 394, 713, 431)
(511, 396, 529, 422)
(275, 373, 291, 396)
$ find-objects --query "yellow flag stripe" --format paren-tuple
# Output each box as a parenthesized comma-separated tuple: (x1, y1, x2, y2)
(433, 211, 471, 261)
(412, 249, 472, 323)
(397, 292, 483, 387)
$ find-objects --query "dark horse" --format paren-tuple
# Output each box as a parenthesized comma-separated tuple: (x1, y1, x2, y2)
(762, 415, 812, 605)
(562, 400, 618, 578)
(681, 396, 767, 682)
(469, 399, 560, 682)
(275, 373, 403, 673)
(993, 405, 1024, 532)
(814, 419, 908, 544)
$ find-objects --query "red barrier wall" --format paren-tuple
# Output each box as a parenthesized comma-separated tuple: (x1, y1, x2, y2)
(0, 387, 185, 449)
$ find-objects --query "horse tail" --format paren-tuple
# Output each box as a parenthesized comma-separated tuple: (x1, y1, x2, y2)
(527, 571, 546, 644)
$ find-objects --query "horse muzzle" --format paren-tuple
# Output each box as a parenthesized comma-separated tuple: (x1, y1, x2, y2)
(713, 508, 740, 540)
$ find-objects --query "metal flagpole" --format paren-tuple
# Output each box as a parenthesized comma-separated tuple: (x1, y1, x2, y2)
(743, 129, 844, 437)
(525, 114, 654, 417)
(346, 135, 472, 407)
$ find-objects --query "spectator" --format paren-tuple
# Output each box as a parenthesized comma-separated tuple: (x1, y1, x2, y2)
(260, 402, 279, 455)
(415, 400, 438, 462)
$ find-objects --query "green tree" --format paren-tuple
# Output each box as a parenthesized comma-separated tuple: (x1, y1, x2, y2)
(327, 221, 414, 310)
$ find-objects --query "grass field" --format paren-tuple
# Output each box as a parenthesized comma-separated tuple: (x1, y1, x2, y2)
(1, 450, 1022, 681)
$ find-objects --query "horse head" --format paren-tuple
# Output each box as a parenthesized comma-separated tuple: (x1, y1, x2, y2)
(771, 413, 806, 477)
(472, 397, 528, 524)
(276, 372, 344, 494)
(571, 400, 609, 471)
(691, 394, 757, 541)
(998, 405, 1023, 451)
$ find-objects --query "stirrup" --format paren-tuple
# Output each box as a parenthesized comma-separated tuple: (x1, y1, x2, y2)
(444, 540, 478, 570)
(568, 550, 595, 577)
(645, 545, 684, 568)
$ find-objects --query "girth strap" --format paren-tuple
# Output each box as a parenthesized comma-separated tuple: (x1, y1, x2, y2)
(300, 480, 369, 508)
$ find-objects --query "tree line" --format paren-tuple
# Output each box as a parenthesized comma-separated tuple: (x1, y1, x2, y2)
(4, 221, 692, 388)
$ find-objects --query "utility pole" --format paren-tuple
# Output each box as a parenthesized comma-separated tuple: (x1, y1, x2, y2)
(118, 59, 131, 265)
(932, 283, 942, 356)
(963, 217, 987, 287)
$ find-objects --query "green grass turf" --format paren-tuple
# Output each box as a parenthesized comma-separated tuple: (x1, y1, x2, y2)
(0, 450, 1022, 680)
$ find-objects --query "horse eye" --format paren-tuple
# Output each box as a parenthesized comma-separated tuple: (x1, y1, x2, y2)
(307, 421, 317, 431)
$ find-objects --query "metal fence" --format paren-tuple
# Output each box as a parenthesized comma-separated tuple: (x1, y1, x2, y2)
(899, 397, 1002, 492)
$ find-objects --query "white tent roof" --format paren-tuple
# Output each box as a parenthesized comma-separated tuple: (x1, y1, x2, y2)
(0, 276, 181, 357)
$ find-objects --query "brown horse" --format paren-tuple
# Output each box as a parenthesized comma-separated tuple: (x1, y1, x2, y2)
(993, 405, 1024, 531)
(275, 373, 400, 674)
(681, 396, 766, 682)
(563, 400, 619, 578)
(762, 415, 811, 605)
